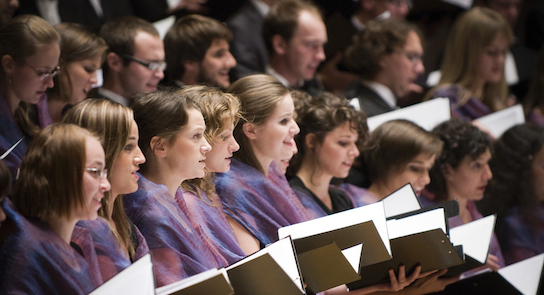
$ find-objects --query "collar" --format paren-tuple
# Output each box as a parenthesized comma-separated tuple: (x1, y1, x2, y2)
(363, 80, 397, 109)
(266, 65, 304, 88)
(98, 88, 129, 107)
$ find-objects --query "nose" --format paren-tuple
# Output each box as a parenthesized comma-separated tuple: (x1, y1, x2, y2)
(230, 136, 240, 153)
(44, 75, 55, 88)
(134, 146, 146, 165)
(484, 164, 493, 181)
(155, 67, 165, 80)
(421, 170, 431, 187)
(291, 121, 300, 135)
(316, 45, 326, 62)
(90, 71, 98, 84)
(351, 145, 360, 158)
(227, 52, 237, 68)
(202, 138, 212, 154)
(414, 59, 424, 74)
(100, 177, 111, 192)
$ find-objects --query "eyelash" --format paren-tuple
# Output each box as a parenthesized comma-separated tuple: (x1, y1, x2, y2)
(220, 135, 229, 141)
(338, 141, 349, 147)
(193, 133, 202, 139)
(124, 144, 133, 151)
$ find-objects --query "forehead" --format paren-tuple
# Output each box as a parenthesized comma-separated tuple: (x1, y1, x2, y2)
(206, 38, 229, 53)
(85, 136, 105, 164)
(292, 10, 327, 41)
(133, 31, 164, 57)
(403, 31, 422, 52)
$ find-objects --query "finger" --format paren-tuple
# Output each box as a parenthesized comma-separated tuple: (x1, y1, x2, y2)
(388, 268, 401, 290)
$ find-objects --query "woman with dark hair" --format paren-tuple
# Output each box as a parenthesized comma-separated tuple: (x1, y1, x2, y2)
(63, 99, 149, 282)
(215, 74, 310, 255)
(0, 124, 109, 294)
(478, 124, 544, 265)
(423, 118, 504, 270)
(0, 15, 61, 178)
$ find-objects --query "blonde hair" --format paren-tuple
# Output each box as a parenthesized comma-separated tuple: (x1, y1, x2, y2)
(63, 99, 136, 257)
(427, 7, 513, 111)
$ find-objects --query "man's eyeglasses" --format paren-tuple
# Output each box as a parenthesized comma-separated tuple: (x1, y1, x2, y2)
(23, 61, 61, 81)
(396, 50, 423, 65)
(120, 54, 167, 71)
(86, 167, 108, 179)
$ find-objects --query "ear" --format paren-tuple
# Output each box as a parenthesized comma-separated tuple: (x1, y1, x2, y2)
(2, 55, 15, 75)
(182, 60, 200, 84)
(106, 52, 123, 72)
(271, 34, 288, 56)
(242, 122, 258, 140)
(150, 136, 167, 158)
(305, 133, 318, 150)
(441, 163, 455, 182)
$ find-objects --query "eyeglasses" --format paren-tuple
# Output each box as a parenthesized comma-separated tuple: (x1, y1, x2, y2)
(396, 50, 423, 65)
(120, 54, 167, 71)
(23, 61, 61, 81)
(86, 167, 108, 179)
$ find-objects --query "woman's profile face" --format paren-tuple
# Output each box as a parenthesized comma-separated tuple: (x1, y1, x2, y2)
(477, 32, 509, 85)
(66, 54, 101, 104)
(205, 122, 240, 173)
(446, 148, 493, 201)
(386, 152, 436, 195)
(8, 42, 60, 104)
(109, 119, 146, 197)
(250, 93, 300, 169)
(313, 121, 360, 179)
(75, 136, 111, 221)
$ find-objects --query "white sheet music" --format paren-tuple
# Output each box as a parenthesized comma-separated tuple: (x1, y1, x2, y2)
(89, 254, 154, 295)
(381, 184, 421, 218)
(499, 253, 544, 295)
(278, 202, 391, 255)
(342, 244, 364, 272)
(449, 215, 495, 264)
(386, 208, 447, 240)
(473, 104, 525, 138)
(367, 98, 450, 131)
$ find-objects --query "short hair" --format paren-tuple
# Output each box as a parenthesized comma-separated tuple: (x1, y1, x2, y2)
(13, 124, 98, 220)
(0, 15, 61, 138)
(431, 7, 513, 111)
(180, 85, 242, 203)
(165, 14, 233, 82)
(364, 119, 443, 184)
(262, 0, 322, 54)
(290, 91, 368, 175)
(62, 99, 135, 256)
(344, 18, 421, 80)
(100, 16, 159, 68)
(131, 88, 199, 174)
(48, 23, 108, 103)
(426, 118, 492, 202)
(228, 74, 290, 174)
(479, 124, 544, 222)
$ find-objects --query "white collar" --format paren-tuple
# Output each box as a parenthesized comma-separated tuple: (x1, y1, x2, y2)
(363, 80, 397, 109)
(266, 65, 304, 88)
(98, 88, 129, 107)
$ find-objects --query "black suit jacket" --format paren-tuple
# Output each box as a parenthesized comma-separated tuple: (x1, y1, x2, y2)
(344, 80, 395, 117)
(227, 2, 268, 80)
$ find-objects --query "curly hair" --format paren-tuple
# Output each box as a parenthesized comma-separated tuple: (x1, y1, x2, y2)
(426, 118, 492, 202)
(289, 91, 368, 178)
(478, 124, 544, 224)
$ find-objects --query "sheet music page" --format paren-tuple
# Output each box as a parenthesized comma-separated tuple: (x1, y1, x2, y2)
(341, 244, 363, 272)
(367, 98, 450, 131)
(90, 254, 154, 295)
(381, 184, 421, 218)
(386, 208, 447, 240)
(278, 202, 390, 255)
(449, 215, 495, 264)
(155, 268, 230, 295)
(474, 104, 525, 138)
(499, 253, 544, 295)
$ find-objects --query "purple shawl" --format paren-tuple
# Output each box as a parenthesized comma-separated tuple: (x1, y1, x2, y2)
(428, 84, 491, 121)
(74, 217, 150, 282)
(337, 183, 381, 208)
(214, 159, 311, 246)
(183, 190, 246, 264)
(124, 174, 223, 287)
(0, 94, 51, 179)
(418, 195, 506, 268)
(0, 198, 102, 294)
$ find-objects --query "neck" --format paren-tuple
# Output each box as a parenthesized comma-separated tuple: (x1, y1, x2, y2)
(368, 181, 393, 201)
(143, 160, 182, 197)
(2, 88, 20, 114)
(296, 159, 333, 205)
(102, 77, 128, 100)
(47, 98, 66, 123)
(43, 216, 78, 244)
(469, 79, 485, 101)
(268, 57, 300, 87)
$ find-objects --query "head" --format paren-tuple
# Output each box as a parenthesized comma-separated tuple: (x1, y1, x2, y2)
(427, 119, 493, 202)
(481, 124, 544, 218)
(0, 0, 18, 27)
(364, 120, 442, 195)
(165, 15, 236, 90)
(438, 7, 513, 111)
(0, 15, 61, 105)
(345, 18, 424, 98)
(48, 23, 107, 105)
(477, 0, 522, 27)
(387, 0, 412, 19)
(100, 16, 165, 99)
(228, 74, 299, 174)
(263, 0, 327, 85)
(13, 123, 110, 222)
(0, 160, 10, 224)
(290, 91, 368, 181)
(132, 88, 211, 182)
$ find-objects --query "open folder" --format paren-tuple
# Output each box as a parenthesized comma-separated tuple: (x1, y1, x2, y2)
(89, 254, 155, 295)
(155, 268, 233, 295)
(438, 253, 544, 295)
(473, 104, 525, 138)
(347, 208, 463, 290)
